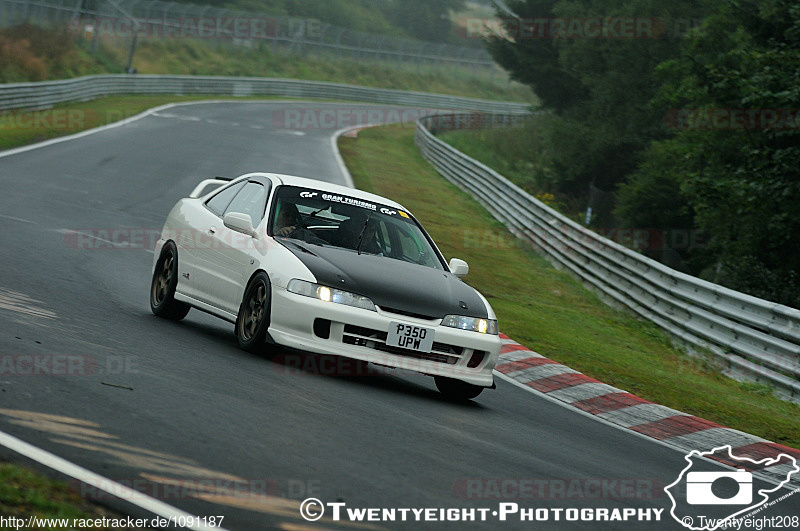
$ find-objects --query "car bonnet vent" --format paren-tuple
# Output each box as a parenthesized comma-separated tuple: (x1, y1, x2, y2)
(378, 306, 438, 321)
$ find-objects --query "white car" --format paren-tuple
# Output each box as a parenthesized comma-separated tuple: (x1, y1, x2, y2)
(150, 172, 501, 400)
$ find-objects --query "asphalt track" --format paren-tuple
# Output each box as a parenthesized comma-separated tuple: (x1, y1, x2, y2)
(0, 102, 797, 529)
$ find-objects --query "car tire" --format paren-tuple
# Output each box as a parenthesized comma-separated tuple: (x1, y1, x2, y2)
(236, 272, 272, 353)
(434, 376, 484, 401)
(150, 242, 190, 320)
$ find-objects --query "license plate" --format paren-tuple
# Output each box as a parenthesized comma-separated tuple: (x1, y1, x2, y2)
(386, 322, 435, 353)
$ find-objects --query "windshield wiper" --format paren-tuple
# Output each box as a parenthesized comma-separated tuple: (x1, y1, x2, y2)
(355, 212, 373, 256)
(298, 205, 329, 229)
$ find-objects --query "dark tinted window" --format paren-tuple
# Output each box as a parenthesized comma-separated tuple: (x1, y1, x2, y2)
(224, 182, 269, 225)
(206, 181, 246, 216)
(270, 185, 444, 270)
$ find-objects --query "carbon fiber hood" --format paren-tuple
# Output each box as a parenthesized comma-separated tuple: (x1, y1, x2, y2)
(280, 240, 488, 319)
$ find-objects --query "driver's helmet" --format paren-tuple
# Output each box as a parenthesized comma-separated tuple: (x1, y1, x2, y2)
(275, 201, 301, 230)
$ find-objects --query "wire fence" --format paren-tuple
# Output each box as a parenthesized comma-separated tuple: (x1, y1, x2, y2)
(0, 0, 496, 68)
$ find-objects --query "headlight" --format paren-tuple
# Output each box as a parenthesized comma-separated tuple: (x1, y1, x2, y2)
(287, 279, 376, 311)
(442, 315, 499, 335)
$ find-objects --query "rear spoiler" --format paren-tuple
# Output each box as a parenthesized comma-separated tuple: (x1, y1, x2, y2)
(188, 176, 234, 198)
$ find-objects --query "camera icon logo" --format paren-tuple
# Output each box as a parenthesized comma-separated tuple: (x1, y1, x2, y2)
(686, 470, 752, 505)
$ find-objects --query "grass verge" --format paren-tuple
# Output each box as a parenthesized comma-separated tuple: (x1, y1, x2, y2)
(0, 460, 129, 525)
(338, 125, 800, 449)
(436, 115, 573, 208)
(0, 94, 238, 151)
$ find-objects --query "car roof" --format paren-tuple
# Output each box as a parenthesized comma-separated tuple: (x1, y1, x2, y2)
(240, 172, 409, 212)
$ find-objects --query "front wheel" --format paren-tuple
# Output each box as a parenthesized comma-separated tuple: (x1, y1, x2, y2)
(236, 272, 272, 353)
(434, 376, 484, 401)
(150, 242, 190, 320)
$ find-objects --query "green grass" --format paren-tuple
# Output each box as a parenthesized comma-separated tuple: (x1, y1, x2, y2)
(438, 124, 547, 192)
(0, 460, 122, 524)
(0, 95, 201, 150)
(339, 125, 800, 449)
(437, 114, 589, 216)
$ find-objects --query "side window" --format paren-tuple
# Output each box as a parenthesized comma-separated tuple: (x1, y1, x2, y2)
(224, 182, 269, 225)
(206, 181, 246, 216)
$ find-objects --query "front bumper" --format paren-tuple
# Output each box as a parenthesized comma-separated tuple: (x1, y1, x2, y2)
(268, 286, 501, 387)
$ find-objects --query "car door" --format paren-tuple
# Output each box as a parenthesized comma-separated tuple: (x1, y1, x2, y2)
(169, 200, 204, 301)
(204, 180, 270, 314)
(189, 180, 247, 306)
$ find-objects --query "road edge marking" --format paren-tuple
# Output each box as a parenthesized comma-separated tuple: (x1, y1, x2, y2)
(331, 124, 384, 189)
(0, 428, 228, 530)
(493, 338, 800, 491)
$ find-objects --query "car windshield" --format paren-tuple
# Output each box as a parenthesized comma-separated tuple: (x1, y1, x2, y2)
(271, 185, 444, 270)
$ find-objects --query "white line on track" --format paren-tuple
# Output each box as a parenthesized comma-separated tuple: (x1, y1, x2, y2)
(331, 124, 385, 189)
(56, 228, 119, 247)
(0, 429, 228, 530)
(0, 214, 37, 224)
(0, 99, 338, 161)
(493, 370, 691, 452)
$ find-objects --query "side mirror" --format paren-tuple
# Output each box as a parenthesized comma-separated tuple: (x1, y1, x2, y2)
(448, 258, 469, 279)
(223, 212, 258, 238)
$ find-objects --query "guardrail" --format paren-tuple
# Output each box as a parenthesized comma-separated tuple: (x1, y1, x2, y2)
(0, 74, 533, 114)
(416, 114, 800, 401)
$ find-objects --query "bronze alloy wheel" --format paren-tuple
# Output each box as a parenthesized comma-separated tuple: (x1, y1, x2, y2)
(236, 273, 272, 353)
(240, 281, 267, 341)
(150, 242, 190, 320)
(152, 251, 174, 306)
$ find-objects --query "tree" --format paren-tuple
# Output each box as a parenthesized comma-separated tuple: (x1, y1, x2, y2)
(643, 0, 800, 304)
(487, 0, 714, 202)
(386, 0, 465, 44)
(486, 0, 587, 112)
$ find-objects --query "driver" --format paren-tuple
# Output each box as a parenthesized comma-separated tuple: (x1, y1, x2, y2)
(274, 202, 302, 237)
(359, 219, 384, 255)
(337, 213, 383, 255)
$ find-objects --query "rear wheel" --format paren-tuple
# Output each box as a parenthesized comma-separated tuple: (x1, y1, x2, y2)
(434, 376, 484, 401)
(236, 272, 272, 353)
(150, 242, 190, 320)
